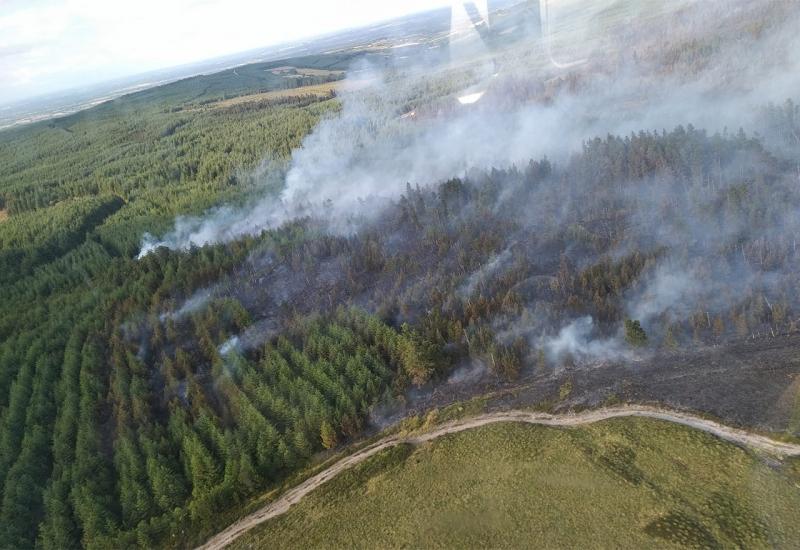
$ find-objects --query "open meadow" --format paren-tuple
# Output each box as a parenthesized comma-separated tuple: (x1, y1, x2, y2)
(233, 418, 800, 549)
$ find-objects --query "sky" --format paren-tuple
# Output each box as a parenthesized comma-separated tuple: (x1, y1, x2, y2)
(0, 0, 454, 106)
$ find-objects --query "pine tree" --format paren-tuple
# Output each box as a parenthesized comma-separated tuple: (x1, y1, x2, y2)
(320, 421, 338, 450)
(624, 320, 648, 347)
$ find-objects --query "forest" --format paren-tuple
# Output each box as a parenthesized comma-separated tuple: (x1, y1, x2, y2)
(1, 8, 800, 547)
(2, 108, 799, 548)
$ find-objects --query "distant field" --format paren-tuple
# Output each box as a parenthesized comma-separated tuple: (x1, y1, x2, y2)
(213, 82, 343, 109)
(268, 66, 345, 78)
(233, 418, 800, 549)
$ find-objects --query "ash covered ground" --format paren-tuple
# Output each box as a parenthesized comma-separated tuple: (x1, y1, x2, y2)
(384, 333, 800, 436)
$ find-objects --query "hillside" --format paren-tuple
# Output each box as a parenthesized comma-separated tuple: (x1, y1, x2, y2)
(0, 1, 799, 548)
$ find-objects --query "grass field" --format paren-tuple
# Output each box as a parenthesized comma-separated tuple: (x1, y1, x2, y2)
(232, 418, 800, 549)
(268, 67, 345, 78)
(212, 83, 343, 110)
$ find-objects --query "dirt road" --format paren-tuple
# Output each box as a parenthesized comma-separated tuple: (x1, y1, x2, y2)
(197, 405, 800, 550)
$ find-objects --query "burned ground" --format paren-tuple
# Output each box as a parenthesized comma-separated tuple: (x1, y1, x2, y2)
(391, 334, 800, 437)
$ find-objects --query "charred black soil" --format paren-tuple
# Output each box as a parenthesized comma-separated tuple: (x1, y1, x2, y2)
(385, 334, 800, 438)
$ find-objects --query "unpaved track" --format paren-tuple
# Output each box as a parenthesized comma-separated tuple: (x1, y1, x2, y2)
(198, 405, 800, 550)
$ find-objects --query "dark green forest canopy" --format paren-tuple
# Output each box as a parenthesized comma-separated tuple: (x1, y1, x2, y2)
(0, 55, 348, 548)
(1, 33, 800, 549)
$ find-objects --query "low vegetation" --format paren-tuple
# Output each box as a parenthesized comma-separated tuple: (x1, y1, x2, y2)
(233, 418, 800, 549)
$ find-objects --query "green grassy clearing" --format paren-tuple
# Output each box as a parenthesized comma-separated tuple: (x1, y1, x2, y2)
(233, 418, 800, 549)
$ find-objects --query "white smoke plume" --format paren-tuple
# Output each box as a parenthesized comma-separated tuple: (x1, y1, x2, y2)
(138, 0, 800, 294)
(218, 336, 240, 357)
(543, 316, 631, 362)
(447, 359, 489, 385)
(459, 248, 513, 297)
(159, 288, 214, 322)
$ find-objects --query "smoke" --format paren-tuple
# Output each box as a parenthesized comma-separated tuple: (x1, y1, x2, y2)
(460, 248, 513, 298)
(136, 0, 800, 379)
(138, 0, 800, 259)
(218, 336, 240, 356)
(234, 318, 279, 351)
(543, 316, 630, 362)
(160, 288, 214, 322)
(629, 266, 703, 326)
(218, 318, 279, 358)
(447, 359, 489, 385)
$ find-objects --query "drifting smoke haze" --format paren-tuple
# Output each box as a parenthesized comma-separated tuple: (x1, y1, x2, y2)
(447, 360, 489, 385)
(142, 0, 799, 252)
(146, 0, 800, 366)
(460, 247, 514, 298)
